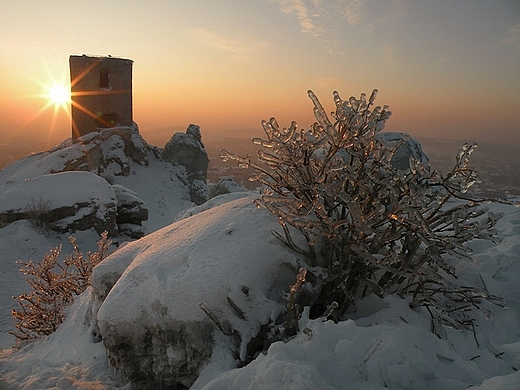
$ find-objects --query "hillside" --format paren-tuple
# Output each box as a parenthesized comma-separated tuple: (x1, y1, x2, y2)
(1, 127, 520, 389)
(1, 195, 519, 389)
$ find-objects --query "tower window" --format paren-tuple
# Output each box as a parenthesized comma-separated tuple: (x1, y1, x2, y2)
(100, 71, 110, 89)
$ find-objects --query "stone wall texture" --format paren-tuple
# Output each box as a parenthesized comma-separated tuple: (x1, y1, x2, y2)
(70, 55, 133, 139)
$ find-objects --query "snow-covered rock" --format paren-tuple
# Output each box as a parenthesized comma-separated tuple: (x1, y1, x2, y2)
(0, 171, 117, 235)
(69, 124, 150, 183)
(208, 177, 249, 199)
(2, 197, 520, 389)
(92, 195, 300, 389)
(163, 124, 209, 205)
(186, 123, 204, 147)
(113, 184, 148, 238)
(0, 125, 149, 186)
(0, 124, 201, 234)
(376, 132, 430, 172)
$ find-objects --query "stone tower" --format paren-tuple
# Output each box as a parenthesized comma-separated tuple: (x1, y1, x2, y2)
(69, 55, 133, 139)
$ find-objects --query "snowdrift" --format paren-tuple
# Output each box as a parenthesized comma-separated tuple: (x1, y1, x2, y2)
(1, 196, 520, 389)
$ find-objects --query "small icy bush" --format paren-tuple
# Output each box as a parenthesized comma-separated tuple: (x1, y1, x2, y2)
(10, 232, 111, 344)
(221, 89, 508, 337)
(24, 195, 53, 229)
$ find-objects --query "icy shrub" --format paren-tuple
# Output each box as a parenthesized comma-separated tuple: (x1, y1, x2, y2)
(10, 232, 111, 344)
(221, 89, 507, 337)
(24, 195, 53, 229)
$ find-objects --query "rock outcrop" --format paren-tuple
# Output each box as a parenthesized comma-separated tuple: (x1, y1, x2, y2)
(208, 177, 248, 199)
(52, 124, 149, 181)
(113, 184, 148, 238)
(163, 124, 209, 205)
(376, 132, 430, 172)
(0, 123, 210, 235)
(92, 195, 299, 389)
(0, 171, 117, 235)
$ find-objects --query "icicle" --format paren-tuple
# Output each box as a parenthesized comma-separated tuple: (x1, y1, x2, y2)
(219, 149, 239, 162)
(257, 150, 282, 165)
(409, 155, 417, 174)
(261, 119, 275, 139)
(252, 138, 274, 148)
(369, 89, 378, 104)
(280, 121, 298, 143)
(333, 90, 342, 107)
(308, 90, 334, 130)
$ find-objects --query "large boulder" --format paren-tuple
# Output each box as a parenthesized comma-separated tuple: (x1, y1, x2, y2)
(0, 171, 117, 235)
(376, 132, 430, 172)
(92, 195, 300, 389)
(163, 124, 209, 204)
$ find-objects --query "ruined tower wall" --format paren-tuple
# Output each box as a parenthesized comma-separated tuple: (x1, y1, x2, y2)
(69, 55, 133, 139)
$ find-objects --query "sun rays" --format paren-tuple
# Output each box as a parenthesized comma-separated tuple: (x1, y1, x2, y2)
(16, 59, 72, 147)
(18, 57, 126, 145)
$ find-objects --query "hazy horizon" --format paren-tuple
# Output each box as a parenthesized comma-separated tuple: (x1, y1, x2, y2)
(3, 124, 520, 152)
(1, 0, 519, 150)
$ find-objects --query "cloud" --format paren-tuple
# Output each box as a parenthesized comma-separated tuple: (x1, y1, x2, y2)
(267, 0, 366, 35)
(192, 28, 268, 63)
(267, 0, 399, 38)
(501, 21, 520, 50)
(269, 0, 325, 36)
(267, 0, 403, 56)
(266, 0, 372, 37)
(337, 0, 365, 26)
(193, 28, 248, 54)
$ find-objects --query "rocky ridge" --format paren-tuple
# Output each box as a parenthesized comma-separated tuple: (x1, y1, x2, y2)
(0, 123, 209, 238)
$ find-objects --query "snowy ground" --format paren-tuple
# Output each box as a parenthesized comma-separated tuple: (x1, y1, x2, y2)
(1, 190, 520, 388)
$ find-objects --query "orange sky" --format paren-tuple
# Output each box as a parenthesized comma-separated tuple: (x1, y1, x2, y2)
(1, 0, 519, 150)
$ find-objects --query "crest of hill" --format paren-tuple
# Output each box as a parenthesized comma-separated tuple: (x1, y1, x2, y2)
(0, 124, 209, 236)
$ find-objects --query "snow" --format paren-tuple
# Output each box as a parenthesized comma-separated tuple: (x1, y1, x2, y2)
(166, 132, 205, 151)
(1, 154, 520, 388)
(112, 184, 141, 206)
(93, 195, 299, 360)
(0, 171, 115, 214)
(100, 150, 194, 232)
(0, 288, 129, 389)
(200, 310, 482, 390)
(0, 130, 194, 233)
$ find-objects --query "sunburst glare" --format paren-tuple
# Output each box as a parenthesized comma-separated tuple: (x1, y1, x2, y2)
(19, 59, 72, 146)
(47, 83, 69, 107)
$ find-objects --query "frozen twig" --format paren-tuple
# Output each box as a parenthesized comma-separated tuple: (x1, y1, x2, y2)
(199, 302, 235, 336)
(286, 267, 307, 332)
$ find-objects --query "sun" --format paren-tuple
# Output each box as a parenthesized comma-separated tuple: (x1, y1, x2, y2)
(47, 83, 70, 108)
(18, 61, 73, 147)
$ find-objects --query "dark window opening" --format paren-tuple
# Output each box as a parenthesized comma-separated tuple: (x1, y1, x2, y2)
(100, 71, 110, 89)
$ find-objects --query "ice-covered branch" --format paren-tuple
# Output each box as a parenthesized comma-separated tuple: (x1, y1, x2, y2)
(220, 87, 506, 334)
